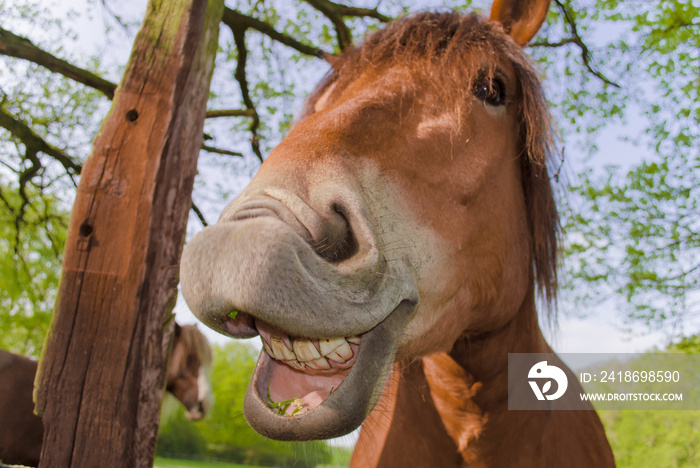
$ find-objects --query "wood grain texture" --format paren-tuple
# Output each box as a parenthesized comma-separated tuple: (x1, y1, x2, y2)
(34, 0, 224, 466)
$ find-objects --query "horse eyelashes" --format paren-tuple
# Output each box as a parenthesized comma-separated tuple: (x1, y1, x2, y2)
(473, 76, 507, 106)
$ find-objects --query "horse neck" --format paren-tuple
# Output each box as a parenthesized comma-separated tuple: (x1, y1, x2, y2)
(446, 289, 614, 467)
(350, 289, 549, 468)
(451, 286, 550, 408)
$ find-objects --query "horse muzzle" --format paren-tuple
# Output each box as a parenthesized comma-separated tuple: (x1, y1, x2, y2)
(180, 188, 418, 439)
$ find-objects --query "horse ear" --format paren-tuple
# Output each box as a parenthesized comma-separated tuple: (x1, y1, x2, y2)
(490, 0, 551, 46)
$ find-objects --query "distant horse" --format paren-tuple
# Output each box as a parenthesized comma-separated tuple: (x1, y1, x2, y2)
(180, 0, 615, 466)
(0, 323, 212, 467)
(167, 323, 214, 421)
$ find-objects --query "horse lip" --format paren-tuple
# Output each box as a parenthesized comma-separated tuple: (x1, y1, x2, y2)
(220, 196, 313, 243)
(222, 311, 258, 338)
(243, 300, 416, 440)
(181, 216, 418, 339)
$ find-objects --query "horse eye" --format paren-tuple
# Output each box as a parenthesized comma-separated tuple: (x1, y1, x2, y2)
(474, 78, 506, 106)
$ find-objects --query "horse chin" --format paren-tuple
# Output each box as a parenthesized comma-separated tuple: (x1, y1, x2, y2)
(185, 408, 204, 421)
(241, 300, 415, 441)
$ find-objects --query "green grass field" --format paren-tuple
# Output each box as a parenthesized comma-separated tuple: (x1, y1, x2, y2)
(153, 457, 265, 468)
(153, 458, 347, 468)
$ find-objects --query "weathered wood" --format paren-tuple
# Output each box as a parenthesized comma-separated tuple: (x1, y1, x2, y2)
(34, 0, 224, 466)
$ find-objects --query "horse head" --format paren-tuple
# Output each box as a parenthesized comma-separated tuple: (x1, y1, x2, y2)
(181, 0, 557, 441)
(166, 323, 214, 420)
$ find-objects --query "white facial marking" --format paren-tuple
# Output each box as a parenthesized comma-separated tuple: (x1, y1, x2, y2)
(314, 83, 337, 112)
(197, 368, 209, 403)
(415, 112, 458, 139)
(347, 162, 460, 356)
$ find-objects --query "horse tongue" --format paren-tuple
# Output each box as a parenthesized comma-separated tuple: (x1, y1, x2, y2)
(252, 318, 357, 414)
(257, 350, 349, 415)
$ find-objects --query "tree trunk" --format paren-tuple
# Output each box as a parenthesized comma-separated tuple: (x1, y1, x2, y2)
(34, 0, 224, 466)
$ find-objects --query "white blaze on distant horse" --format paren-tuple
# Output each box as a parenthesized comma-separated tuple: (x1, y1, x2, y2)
(168, 324, 214, 421)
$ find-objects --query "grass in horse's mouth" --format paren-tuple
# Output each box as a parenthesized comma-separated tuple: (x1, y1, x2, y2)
(251, 317, 361, 416)
(265, 382, 305, 416)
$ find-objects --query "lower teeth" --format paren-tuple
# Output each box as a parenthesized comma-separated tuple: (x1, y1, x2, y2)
(261, 334, 360, 370)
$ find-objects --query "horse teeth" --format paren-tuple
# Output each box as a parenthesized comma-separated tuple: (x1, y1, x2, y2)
(346, 335, 361, 345)
(319, 337, 346, 356)
(261, 338, 273, 357)
(270, 336, 296, 361)
(284, 359, 306, 371)
(304, 356, 331, 370)
(266, 333, 358, 368)
(292, 339, 322, 362)
(326, 340, 353, 363)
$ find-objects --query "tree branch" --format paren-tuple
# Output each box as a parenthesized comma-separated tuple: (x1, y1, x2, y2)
(300, 0, 392, 49)
(303, 0, 353, 50)
(548, 0, 620, 88)
(0, 107, 82, 174)
(16, 149, 42, 238)
(98, 0, 132, 32)
(201, 144, 243, 157)
(671, 262, 700, 281)
(205, 108, 257, 118)
(529, 37, 578, 48)
(228, 25, 264, 163)
(333, 3, 391, 23)
(191, 201, 208, 227)
(222, 8, 329, 59)
(0, 27, 117, 99)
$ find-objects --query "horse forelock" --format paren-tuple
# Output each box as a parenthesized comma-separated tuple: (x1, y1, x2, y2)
(300, 10, 559, 317)
(172, 325, 213, 371)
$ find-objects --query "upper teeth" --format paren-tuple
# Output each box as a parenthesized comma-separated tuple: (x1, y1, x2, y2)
(262, 335, 360, 370)
(320, 338, 354, 363)
(269, 337, 296, 361)
(293, 339, 323, 362)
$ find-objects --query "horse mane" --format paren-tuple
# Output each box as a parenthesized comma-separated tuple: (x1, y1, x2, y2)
(301, 11, 559, 313)
(174, 324, 213, 369)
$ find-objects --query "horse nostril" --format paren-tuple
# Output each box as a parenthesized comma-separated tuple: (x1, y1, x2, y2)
(313, 204, 359, 264)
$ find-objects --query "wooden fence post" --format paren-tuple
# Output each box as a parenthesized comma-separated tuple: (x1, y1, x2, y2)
(35, 0, 224, 465)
